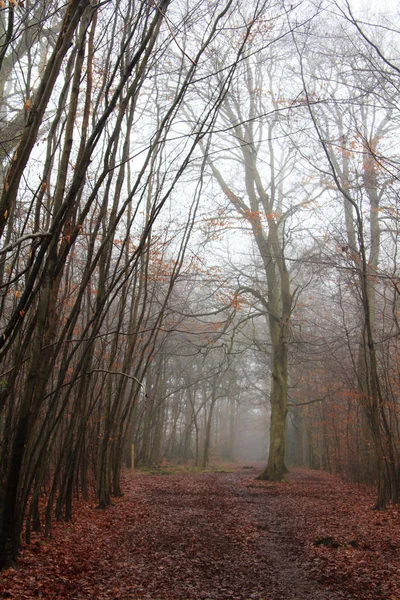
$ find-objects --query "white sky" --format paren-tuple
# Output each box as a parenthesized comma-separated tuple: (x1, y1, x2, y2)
(348, 0, 398, 18)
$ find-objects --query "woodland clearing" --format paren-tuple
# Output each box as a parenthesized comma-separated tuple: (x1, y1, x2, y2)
(0, 466, 399, 600)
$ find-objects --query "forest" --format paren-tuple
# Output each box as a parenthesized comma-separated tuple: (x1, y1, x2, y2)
(0, 0, 399, 588)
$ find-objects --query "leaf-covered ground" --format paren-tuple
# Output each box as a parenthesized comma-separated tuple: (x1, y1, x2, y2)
(1, 466, 400, 599)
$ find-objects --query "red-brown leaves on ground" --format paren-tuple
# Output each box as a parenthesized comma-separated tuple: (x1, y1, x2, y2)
(1, 466, 399, 599)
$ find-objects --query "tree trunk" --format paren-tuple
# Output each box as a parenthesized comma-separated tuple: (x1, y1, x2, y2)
(257, 326, 288, 481)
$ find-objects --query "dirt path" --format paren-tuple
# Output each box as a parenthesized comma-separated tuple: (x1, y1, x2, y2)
(121, 469, 339, 600)
(1, 467, 399, 599)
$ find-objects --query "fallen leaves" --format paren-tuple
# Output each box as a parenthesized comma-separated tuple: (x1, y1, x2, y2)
(0, 467, 399, 599)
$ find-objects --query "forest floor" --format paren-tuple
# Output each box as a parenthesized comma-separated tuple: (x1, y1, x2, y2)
(1, 465, 400, 600)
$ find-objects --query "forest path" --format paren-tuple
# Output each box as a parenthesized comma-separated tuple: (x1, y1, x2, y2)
(118, 468, 337, 600)
(1, 466, 399, 599)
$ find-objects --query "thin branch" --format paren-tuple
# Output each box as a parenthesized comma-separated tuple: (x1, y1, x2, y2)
(86, 369, 144, 387)
(0, 232, 52, 256)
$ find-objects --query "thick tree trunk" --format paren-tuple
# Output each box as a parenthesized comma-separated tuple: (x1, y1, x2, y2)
(257, 330, 288, 481)
(0, 413, 29, 569)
